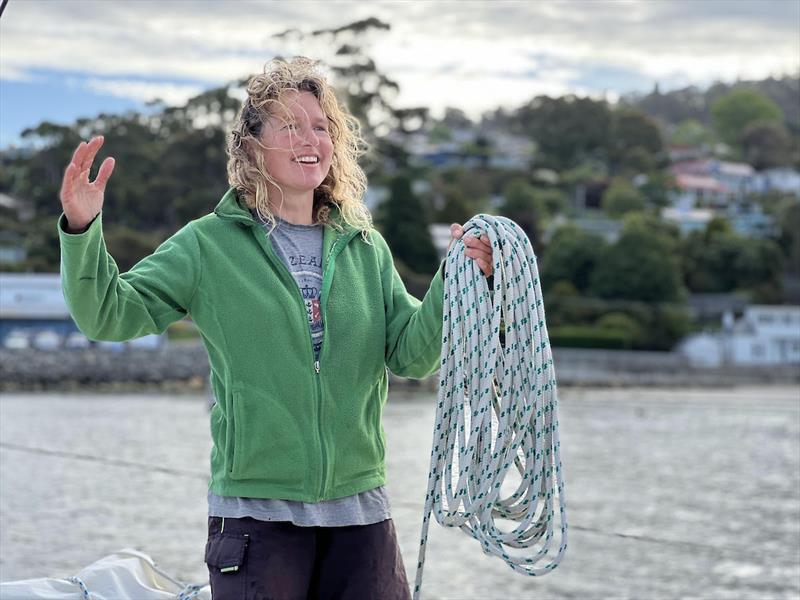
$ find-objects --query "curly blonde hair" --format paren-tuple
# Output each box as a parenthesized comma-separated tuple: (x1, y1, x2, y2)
(226, 56, 372, 234)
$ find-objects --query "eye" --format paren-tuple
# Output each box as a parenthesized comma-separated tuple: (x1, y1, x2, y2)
(314, 126, 329, 133)
(282, 123, 297, 130)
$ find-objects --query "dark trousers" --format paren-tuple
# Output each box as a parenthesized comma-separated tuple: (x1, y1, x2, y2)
(205, 516, 412, 600)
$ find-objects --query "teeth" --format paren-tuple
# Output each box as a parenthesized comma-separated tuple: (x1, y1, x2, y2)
(295, 156, 319, 164)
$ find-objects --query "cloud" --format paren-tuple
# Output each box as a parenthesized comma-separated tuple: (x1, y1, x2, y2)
(0, 65, 38, 82)
(83, 78, 206, 105)
(0, 0, 797, 123)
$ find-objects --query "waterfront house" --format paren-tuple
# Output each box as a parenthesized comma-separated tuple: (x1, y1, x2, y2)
(679, 304, 800, 367)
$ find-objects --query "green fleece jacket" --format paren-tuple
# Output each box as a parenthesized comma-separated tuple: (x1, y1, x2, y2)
(58, 188, 445, 502)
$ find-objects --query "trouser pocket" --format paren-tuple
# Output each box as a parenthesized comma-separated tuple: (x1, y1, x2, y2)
(205, 517, 249, 599)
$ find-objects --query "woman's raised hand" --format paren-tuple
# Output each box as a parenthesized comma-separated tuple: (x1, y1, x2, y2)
(59, 135, 115, 233)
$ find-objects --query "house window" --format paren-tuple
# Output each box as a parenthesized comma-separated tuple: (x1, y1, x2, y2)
(752, 344, 765, 357)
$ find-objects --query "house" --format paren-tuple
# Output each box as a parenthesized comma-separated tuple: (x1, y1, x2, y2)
(0, 193, 35, 222)
(666, 144, 706, 163)
(670, 172, 731, 210)
(713, 161, 756, 197)
(548, 214, 623, 244)
(484, 130, 535, 170)
(748, 167, 800, 197)
(725, 202, 778, 238)
(669, 159, 757, 209)
(679, 304, 800, 367)
(661, 206, 716, 234)
(0, 231, 27, 265)
(429, 223, 453, 261)
(667, 159, 778, 238)
(402, 126, 534, 171)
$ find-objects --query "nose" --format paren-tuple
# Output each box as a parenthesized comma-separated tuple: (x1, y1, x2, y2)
(297, 122, 320, 147)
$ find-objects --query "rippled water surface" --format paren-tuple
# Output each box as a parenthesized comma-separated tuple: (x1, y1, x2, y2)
(1, 386, 798, 599)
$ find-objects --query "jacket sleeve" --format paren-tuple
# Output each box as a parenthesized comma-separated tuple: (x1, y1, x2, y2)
(57, 212, 201, 342)
(373, 230, 445, 379)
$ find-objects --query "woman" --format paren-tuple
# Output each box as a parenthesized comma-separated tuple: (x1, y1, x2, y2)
(58, 57, 492, 599)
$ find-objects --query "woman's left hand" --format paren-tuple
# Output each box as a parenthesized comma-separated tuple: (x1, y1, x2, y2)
(449, 223, 493, 278)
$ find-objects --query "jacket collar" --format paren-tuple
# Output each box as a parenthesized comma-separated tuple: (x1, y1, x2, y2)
(214, 187, 357, 236)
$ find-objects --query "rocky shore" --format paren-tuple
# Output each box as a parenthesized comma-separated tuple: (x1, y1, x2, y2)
(1, 342, 797, 392)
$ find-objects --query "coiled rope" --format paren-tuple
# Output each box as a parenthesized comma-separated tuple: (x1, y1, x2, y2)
(412, 214, 567, 599)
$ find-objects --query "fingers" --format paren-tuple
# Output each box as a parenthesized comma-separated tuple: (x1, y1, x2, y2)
(60, 162, 77, 202)
(464, 249, 493, 277)
(476, 258, 491, 278)
(462, 234, 491, 253)
(69, 135, 104, 173)
(465, 254, 492, 277)
(448, 223, 494, 276)
(78, 135, 105, 172)
(69, 141, 87, 168)
(94, 157, 115, 192)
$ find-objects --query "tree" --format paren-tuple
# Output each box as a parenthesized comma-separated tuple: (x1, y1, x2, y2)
(431, 167, 491, 224)
(378, 173, 439, 276)
(601, 178, 646, 217)
(777, 200, 800, 278)
(621, 212, 681, 250)
(609, 109, 663, 174)
(589, 225, 684, 302)
(638, 170, 678, 209)
(670, 119, 716, 148)
(540, 225, 606, 292)
(536, 188, 568, 217)
(740, 120, 792, 170)
(514, 95, 612, 170)
(436, 186, 475, 225)
(679, 219, 784, 296)
(617, 146, 657, 176)
(104, 226, 163, 272)
(711, 88, 783, 147)
(498, 178, 546, 254)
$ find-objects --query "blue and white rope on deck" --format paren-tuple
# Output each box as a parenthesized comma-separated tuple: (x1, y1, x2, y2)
(412, 214, 568, 599)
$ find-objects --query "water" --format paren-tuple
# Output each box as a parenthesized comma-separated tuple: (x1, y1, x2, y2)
(1, 386, 798, 599)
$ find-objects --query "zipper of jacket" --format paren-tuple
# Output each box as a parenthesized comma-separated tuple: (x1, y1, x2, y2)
(253, 227, 329, 500)
(313, 234, 343, 498)
(314, 228, 361, 499)
(250, 222, 360, 501)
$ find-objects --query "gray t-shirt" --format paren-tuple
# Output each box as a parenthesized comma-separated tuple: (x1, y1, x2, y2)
(207, 212, 390, 526)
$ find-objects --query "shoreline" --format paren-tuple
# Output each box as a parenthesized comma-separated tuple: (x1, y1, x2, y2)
(1, 344, 796, 393)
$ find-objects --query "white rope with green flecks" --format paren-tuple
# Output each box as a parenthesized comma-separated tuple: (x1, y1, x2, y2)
(412, 214, 567, 599)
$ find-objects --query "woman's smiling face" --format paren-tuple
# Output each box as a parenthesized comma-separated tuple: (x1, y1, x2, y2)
(258, 89, 334, 198)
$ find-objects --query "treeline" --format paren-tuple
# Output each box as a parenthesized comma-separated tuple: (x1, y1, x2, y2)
(1, 17, 798, 352)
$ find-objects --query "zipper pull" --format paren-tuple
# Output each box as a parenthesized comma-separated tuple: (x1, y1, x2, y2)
(314, 360, 320, 374)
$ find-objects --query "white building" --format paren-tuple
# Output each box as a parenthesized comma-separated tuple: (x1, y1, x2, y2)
(0, 273, 165, 350)
(429, 223, 453, 261)
(679, 304, 800, 367)
(661, 207, 716, 234)
(713, 161, 756, 197)
(748, 167, 800, 197)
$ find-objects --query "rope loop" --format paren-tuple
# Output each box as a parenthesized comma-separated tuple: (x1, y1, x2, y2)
(412, 214, 568, 599)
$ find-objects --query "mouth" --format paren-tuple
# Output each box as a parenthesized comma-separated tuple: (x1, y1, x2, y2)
(292, 155, 320, 165)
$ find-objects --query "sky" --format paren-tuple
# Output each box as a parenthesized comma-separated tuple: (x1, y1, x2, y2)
(1, 0, 798, 148)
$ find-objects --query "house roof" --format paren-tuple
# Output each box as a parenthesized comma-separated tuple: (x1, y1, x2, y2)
(675, 173, 729, 193)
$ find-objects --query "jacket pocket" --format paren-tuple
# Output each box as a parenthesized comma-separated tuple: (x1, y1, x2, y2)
(229, 383, 308, 486)
(372, 384, 386, 464)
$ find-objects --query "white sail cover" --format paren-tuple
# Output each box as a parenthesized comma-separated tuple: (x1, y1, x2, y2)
(0, 549, 210, 600)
